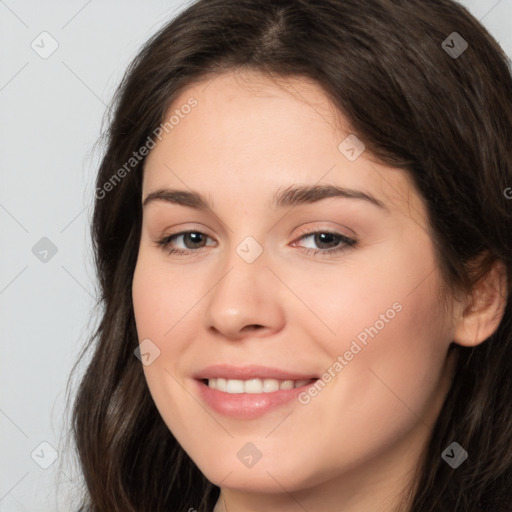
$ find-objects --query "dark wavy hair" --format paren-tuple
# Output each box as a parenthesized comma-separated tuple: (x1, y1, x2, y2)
(66, 0, 512, 510)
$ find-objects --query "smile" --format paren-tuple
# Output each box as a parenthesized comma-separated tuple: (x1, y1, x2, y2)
(193, 365, 320, 419)
(206, 377, 316, 393)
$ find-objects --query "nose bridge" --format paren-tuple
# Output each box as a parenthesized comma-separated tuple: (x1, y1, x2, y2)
(203, 235, 285, 338)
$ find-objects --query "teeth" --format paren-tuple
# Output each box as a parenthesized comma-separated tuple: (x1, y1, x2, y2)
(263, 379, 280, 392)
(245, 378, 263, 393)
(207, 378, 313, 393)
(226, 379, 244, 393)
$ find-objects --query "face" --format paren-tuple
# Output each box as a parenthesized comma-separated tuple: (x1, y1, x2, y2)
(132, 70, 458, 497)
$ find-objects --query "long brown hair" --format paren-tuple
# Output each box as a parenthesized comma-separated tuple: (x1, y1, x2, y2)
(67, 0, 512, 510)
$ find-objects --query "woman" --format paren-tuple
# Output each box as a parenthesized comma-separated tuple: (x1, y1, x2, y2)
(69, 0, 512, 510)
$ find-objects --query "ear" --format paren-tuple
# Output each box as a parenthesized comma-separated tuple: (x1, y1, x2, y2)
(453, 259, 508, 347)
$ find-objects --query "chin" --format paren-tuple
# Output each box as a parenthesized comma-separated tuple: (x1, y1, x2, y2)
(194, 451, 322, 494)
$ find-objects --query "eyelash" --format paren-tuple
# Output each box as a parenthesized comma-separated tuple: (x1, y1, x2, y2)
(155, 229, 357, 257)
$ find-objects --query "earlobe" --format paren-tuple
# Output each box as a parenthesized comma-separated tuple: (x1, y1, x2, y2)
(453, 260, 508, 347)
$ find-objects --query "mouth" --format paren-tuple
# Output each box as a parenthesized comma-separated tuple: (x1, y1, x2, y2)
(193, 365, 320, 419)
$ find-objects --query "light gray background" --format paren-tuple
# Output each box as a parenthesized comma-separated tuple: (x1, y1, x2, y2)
(0, 1, 511, 510)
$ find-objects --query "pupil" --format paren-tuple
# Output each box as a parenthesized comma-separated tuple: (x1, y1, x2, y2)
(186, 232, 204, 248)
(316, 233, 337, 248)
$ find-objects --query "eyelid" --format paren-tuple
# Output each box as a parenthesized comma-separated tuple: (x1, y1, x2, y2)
(157, 223, 355, 244)
(153, 222, 214, 242)
(292, 223, 356, 241)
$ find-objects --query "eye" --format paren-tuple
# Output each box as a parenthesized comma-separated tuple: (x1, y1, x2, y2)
(155, 229, 357, 257)
(156, 231, 215, 255)
(292, 230, 357, 256)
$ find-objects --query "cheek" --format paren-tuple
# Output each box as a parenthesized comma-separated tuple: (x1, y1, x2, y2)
(292, 235, 451, 428)
(132, 253, 210, 430)
(132, 257, 185, 405)
(321, 257, 450, 438)
(132, 254, 198, 348)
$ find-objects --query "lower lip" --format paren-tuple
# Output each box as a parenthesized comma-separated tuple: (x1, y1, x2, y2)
(195, 379, 316, 419)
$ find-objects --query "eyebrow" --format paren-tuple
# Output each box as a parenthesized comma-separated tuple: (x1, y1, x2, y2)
(142, 184, 387, 210)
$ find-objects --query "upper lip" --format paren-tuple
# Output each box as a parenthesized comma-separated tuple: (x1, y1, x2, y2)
(194, 364, 318, 381)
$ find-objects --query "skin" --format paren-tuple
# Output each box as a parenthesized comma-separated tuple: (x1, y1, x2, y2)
(131, 70, 505, 512)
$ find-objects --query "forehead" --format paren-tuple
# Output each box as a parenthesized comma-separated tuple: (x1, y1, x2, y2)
(154, 69, 345, 157)
(142, 70, 427, 226)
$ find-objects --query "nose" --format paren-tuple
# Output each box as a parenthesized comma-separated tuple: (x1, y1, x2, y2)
(203, 250, 286, 341)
